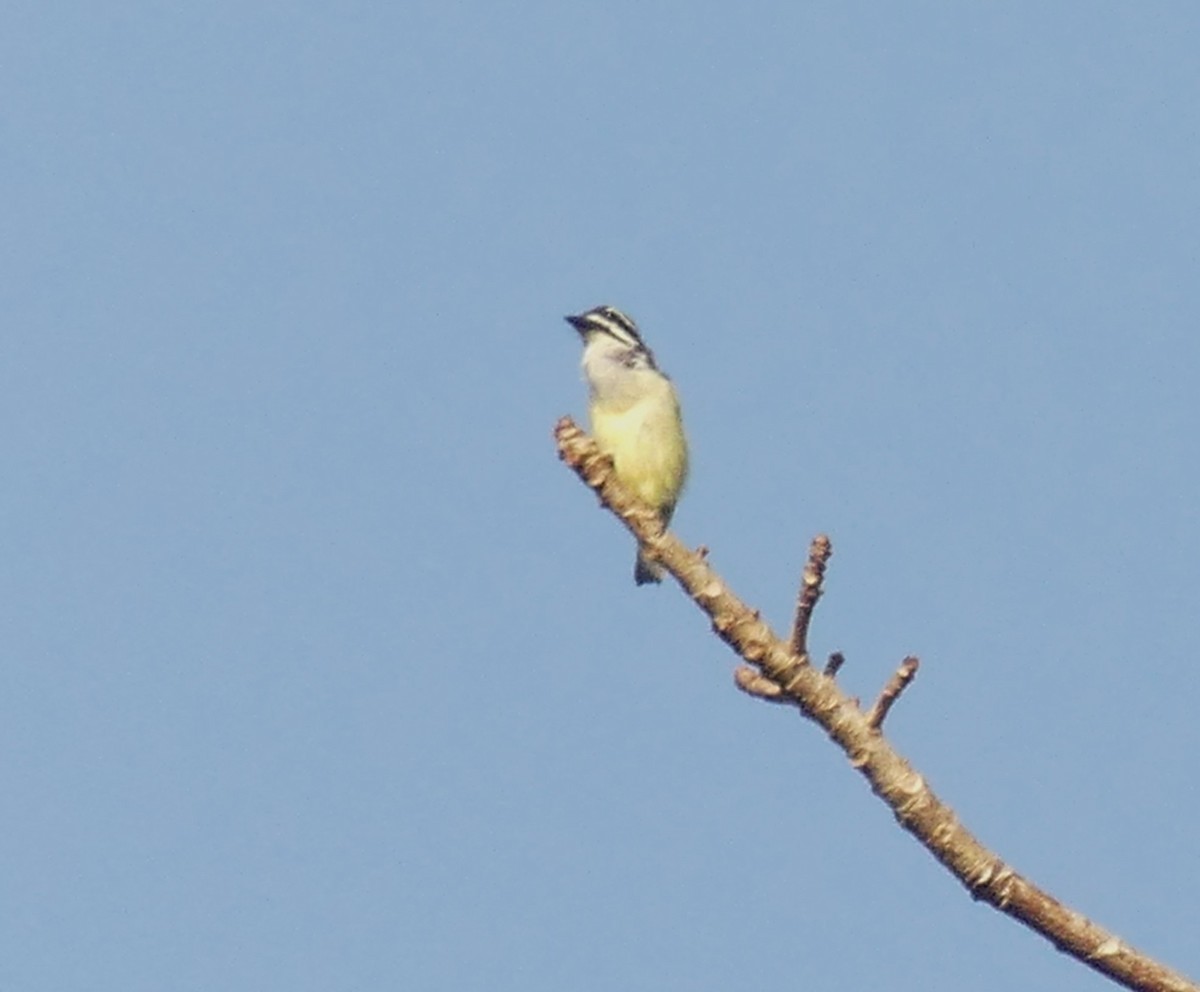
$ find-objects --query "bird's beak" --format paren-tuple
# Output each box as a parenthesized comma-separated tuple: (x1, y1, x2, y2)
(564, 314, 587, 335)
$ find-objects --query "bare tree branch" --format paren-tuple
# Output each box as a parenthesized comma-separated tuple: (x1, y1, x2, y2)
(733, 664, 787, 703)
(865, 656, 920, 730)
(824, 651, 846, 678)
(555, 415, 1197, 992)
(790, 534, 832, 657)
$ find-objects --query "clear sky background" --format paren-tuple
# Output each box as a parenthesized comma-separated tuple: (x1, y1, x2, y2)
(3, 4, 1198, 990)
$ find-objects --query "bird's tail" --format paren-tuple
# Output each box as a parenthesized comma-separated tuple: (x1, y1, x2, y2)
(634, 548, 664, 585)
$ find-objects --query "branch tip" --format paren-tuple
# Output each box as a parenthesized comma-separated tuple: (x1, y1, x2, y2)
(866, 656, 920, 730)
(733, 665, 789, 703)
(789, 534, 833, 656)
(824, 651, 846, 678)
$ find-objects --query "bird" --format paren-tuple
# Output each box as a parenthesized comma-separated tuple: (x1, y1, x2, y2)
(565, 305, 689, 585)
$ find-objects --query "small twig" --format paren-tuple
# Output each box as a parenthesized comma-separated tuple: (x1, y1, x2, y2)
(824, 651, 846, 678)
(789, 534, 832, 658)
(865, 656, 920, 730)
(733, 665, 788, 703)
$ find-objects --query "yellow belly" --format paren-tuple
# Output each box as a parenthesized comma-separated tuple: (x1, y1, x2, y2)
(591, 394, 688, 517)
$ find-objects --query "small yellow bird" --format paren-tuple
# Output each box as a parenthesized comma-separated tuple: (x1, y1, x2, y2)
(565, 305, 689, 584)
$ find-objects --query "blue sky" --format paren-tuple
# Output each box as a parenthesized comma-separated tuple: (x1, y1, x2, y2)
(3, 3, 1198, 989)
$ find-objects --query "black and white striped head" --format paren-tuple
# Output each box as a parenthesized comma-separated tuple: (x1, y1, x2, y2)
(564, 305, 659, 371)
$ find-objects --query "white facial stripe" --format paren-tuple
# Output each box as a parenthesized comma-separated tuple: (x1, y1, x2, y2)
(582, 306, 643, 349)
